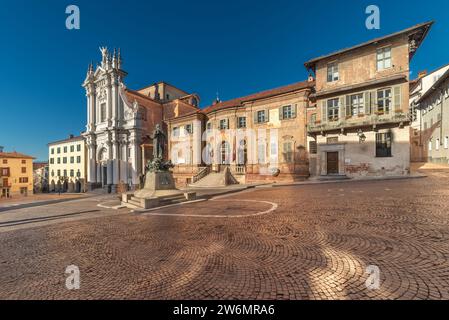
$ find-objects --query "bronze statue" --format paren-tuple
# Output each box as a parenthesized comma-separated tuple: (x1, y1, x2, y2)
(151, 124, 165, 159)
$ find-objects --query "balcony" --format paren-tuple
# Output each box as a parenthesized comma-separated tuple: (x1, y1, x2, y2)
(308, 111, 411, 135)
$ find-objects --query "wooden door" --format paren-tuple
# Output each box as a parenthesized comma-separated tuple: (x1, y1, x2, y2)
(327, 152, 339, 174)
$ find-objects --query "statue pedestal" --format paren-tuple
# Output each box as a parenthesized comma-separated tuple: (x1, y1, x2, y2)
(122, 171, 196, 209)
(134, 171, 176, 198)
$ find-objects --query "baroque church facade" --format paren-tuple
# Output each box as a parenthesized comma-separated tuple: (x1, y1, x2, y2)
(82, 48, 200, 191)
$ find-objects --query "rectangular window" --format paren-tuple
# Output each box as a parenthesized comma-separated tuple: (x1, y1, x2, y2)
(77, 156, 81, 163)
(172, 127, 179, 137)
(19, 177, 29, 183)
(376, 132, 392, 157)
(237, 117, 247, 128)
(70, 145, 74, 152)
(185, 124, 193, 134)
(282, 105, 293, 119)
(51, 148, 54, 154)
(21, 167, 26, 174)
(57, 147, 61, 154)
(63, 170, 67, 177)
(21, 160, 26, 164)
(283, 142, 293, 163)
(76, 170, 81, 178)
(327, 62, 339, 82)
(350, 94, 364, 116)
(377, 47, 391, 70)
(1, 168, 10, 176)
(429, 140, 432, 151)
(327, 99, 339, 121)
(70, 157, 74, 164)
(309, 141, 317, 154)
(436, 139, 440, 151)
(50, 158, 54, 164)
(57, 158, 61, 164)
(100, 103, 107, 122)
(57, 169, 61, 177)
(206, 122, 212, 130)
(257, 110, 266, 123)
(2, 159, 7, 164)
(219, 119, 229, 130)
(63, 146, 67, 153)
(77, 144, 81, 152)
(377, 88, 392, 114)
(63, 157, 67, 164)
(70, 169, 74, 177)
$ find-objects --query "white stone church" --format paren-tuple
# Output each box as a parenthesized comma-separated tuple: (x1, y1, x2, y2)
(82, 48, 200, 192)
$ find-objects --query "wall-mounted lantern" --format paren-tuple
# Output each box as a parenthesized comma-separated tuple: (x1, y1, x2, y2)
(357, 129, 367, 143)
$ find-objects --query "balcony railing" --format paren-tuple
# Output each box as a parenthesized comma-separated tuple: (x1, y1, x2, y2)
(234, 165, 246, 175)
(308, 111, 410, 134)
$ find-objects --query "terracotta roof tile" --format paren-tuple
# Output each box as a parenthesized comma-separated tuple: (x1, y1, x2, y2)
(203, 80, 314, 114)
(0, 152, 35, 159)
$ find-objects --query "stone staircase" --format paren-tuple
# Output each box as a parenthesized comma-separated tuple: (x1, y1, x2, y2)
(189, 166, 239, 188)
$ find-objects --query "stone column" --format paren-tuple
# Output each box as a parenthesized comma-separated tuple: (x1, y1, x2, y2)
(112, 140, 120, 191)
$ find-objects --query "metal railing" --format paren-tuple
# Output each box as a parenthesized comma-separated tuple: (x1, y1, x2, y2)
(192, 166, 211, 183)
(308, 111, 410, 133)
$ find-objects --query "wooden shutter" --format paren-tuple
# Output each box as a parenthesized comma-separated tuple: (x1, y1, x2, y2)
(346, 95, 351, 117)
(321, 100, 327, 123)
(226, 118, 230, 129)
(279, 107, 283, 120)
(364, 91, 371, 115)
(292, 104, 297, 118)
(254, 111, 258, 124)
(372, 90, 378, 113)
(339, 96, 345, 119)
(393, 86, 401, 111)
(265, 109, 270, 122)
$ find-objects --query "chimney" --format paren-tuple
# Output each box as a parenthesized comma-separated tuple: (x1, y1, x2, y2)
(0, 146, 3, 153)
(69, 134, 74, 139)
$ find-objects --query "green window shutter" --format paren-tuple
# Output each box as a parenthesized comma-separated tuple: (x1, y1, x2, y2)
(372, 90, 378, 113)
(393, 86, 401, 111)
(339, 96, 345, 119)
(265, 109, 270, 122)
(346, 95, 351, 117)
(279, 107, 283, 120)
(364, 91, 371, 115)
(321, 100, 327, 123)
(292, 104, 297, 118)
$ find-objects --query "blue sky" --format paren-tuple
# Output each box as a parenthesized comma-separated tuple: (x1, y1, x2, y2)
(0, 0, 448, 161)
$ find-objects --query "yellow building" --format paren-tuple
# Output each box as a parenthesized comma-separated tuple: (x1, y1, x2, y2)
(0, 151, 35, 198)
(48, 135, 87, 192)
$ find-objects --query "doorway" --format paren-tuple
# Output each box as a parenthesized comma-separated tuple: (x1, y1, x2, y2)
(327, 152, 339, 174)
(102, 165, 107, 186)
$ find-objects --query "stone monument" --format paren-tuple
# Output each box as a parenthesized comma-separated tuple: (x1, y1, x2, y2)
(122, 124, 196, 209)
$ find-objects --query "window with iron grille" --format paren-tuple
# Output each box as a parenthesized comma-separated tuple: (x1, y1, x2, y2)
(309, 141, 317, 154)
(376, 132, 392, 157)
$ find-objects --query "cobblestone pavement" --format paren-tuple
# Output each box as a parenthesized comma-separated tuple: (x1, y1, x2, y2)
(1, 171, 449, 299)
